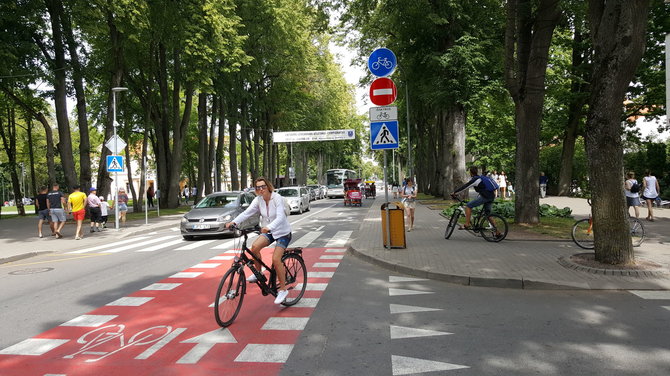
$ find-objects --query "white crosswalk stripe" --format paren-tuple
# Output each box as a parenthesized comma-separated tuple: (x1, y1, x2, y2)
(325, 231, 353, 247)
(137, 238, 186, 252)
(67, 236, 151, 254)
(291, 231, 323, 248)
(175, 239, 216, 250)
(99, 236, 180, 253)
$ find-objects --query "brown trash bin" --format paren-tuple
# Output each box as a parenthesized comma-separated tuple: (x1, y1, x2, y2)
(381, 202, 406, 248)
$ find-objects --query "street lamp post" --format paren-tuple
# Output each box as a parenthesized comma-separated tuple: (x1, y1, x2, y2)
(112, 87, 128, 231)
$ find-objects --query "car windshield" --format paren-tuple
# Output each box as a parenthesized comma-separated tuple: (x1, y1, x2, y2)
(278, 189, 298, 197)
(194, 194, 238, 208)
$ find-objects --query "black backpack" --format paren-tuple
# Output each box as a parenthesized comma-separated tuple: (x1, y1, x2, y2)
(630, 180, 640, 193)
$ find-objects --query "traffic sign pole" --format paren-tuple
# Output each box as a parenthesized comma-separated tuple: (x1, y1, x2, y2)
(112, 87, 128, 231)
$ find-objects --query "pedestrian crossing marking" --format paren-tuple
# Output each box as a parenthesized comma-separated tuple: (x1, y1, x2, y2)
(59, 315, 117, 327)
(67, 236, 151, 254)
(372, 123, 398, 145)
(137, 238, 184, 252)
(291, 231, 323, 248)
(390, 325, 452, 339)
(100, 235, 179, 253)
(0, 338, 69, 356)
(234, 344, 294, 363)
(325, 231, 353, 247)
(261, 317, 310, 331)
(175, 239, 216, 250)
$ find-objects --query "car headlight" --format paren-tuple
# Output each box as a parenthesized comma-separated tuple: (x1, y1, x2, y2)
(181, 217, 188, 224)
(290, 199, 299, 206)
(217, 214, 232, 222)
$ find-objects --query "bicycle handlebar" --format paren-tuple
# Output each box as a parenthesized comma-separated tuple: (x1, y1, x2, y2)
(228, 224, 262, 235)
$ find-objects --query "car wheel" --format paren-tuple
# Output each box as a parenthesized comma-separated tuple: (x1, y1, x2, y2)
(183, 235, 194, 241)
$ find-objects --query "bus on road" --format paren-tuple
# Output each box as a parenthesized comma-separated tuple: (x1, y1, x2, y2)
(326, 169, 358, 198)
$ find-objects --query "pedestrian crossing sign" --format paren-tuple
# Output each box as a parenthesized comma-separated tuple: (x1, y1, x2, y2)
(370, 121, 399, 150)
(107, 155, 124, 172)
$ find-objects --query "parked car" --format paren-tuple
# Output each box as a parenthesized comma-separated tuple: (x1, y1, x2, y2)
(180, 191, 259, 240)
(306, 184, 324, 200)
(277, 186, 310, 214)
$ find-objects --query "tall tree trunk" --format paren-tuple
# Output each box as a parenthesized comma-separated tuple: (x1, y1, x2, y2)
(0, 106, 25, 215)
(60, 0, 91, 189)
(557, 23, 590, 196)
(124, 143, 139, 211)
(240, 100, 249, 189)
(197, 92, 207, 199)
(229, 116, 239, 190)
(585, 0, 650, 264)
(167, 82, 194, 208)
(45, 0, 78, 189)
(26, 120, 37, 201)
(504, 0, 562, 224)
(216, 97, 226, 191)
(138, 128, 148, 212)
(206, 95, 217, 194)
(97, 8, 124, 198)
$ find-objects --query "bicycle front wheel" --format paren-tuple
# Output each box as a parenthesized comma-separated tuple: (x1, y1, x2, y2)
(571, 218, 594, 249)
(445, 210, 461, 239)
(479, 214, 508, 242)
(279, 253, 307, 306)
(214, 267, 246, 327)
(629, 217, 645, 247)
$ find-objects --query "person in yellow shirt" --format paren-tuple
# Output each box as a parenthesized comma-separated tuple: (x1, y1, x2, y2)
(68, 185, 88, 240)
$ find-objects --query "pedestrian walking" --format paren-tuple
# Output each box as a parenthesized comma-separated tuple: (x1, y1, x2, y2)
(191, 186, 198, 204)
(147, 184, 155, 208)
(539, 172, 548, 198)
(67, 185, 88, 240)
(112, 188, 129, 226)
(498, 172, 507, 200)
(99, 196, 110, 229)
(87, 188, 102, 233)
(35, 186, 54, 238)
(642, 170, 660, 221)
(47, 183, 67, 238)
(624, 172, 641, 218)
(402, 178, 417, 232)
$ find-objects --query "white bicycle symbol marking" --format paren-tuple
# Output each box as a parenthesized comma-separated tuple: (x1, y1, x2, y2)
(63, 324, 172, 362)
(371, 57, 393, 70)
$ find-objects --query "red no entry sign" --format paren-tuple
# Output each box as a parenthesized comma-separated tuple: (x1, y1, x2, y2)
(369, 78, 397, 106)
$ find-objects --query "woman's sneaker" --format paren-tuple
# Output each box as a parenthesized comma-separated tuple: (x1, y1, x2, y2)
(274, 289, 289, 304)
(246, 274, 258, 283)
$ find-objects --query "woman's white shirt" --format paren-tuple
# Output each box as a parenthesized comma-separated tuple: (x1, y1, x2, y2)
(231, 192, 291, 238)
(624, 179, 639, 198)
(643, 176, 659, 198)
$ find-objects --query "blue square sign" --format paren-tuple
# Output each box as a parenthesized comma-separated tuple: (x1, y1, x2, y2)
(370, 121, 399, 150)
(107, 155, 124, 172)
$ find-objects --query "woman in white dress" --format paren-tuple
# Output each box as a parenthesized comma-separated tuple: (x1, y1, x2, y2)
(498, 172, 507, 199)
(642, 170, 660, 221)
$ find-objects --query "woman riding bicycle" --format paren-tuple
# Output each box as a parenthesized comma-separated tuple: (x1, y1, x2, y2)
(452, 166, 498, 231)
(225, 177, 291, 304)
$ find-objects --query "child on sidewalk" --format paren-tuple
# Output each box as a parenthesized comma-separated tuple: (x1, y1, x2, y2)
(99, 196, 110, 229)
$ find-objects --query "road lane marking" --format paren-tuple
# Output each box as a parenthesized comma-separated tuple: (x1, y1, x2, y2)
(320, 255, 343, 260)
(261, 317, 309, 330)
(106, 297, 154, 306)
(137, 238, 185, 252)
(390, 304, 442, 314)
(291, 231, 323, 248)
(235, 344, 294, 363)
(175, 239, 216, 250)
(389, 288, 434, 296)
(99, 236, 180, 253)
(392, 355, 469, 375)
(60, 315, 117, 327)
(141, 283, 181, 291)
(67, 237, 151, 254)
(325, 231, 353, 247)
(390, 325, 452, 339)
(389, 276, 428, 283)
(313, 262, 340, 268)
(0, 338, 69, 356)
(629, 291, 670, 300)
(169, 272, 203, 279)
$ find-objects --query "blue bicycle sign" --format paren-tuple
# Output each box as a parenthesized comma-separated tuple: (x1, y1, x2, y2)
(368, 48, 397, 77)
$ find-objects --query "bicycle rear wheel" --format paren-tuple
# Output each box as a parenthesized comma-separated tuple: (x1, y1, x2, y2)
(279, 253, 307, 306)
(479, 214, 508, 242)
(214, 266, 246, 327)
(444, 210, 461, 239)
(629, 217, 645, 247)
(571, 218, 594, 249)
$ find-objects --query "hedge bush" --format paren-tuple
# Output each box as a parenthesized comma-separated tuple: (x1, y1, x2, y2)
(441, 199, 572, 219)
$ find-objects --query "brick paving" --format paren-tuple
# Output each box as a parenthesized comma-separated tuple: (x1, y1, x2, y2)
(349, 195, 670, 290)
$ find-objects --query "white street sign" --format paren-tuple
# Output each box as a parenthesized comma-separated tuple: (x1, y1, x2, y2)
(105, 135, 127, 154)
(369, 106, 398, 121)
(273, 129, 355, 143)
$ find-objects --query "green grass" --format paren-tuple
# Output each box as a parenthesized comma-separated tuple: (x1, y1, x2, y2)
(509, 217, 575, 240)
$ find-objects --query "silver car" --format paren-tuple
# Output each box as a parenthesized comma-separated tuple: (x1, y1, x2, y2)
(278, 186, 310, 214)
(307, 184, 324, 200)
(180, 191, 259, 240)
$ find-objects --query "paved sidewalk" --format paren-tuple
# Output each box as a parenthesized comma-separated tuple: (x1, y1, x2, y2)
(349, 195, 670, 290)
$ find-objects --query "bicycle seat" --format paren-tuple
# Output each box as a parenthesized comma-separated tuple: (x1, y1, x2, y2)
(284, 247, 303, 255)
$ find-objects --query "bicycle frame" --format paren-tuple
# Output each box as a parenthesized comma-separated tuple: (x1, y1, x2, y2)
(232, 228, 280, 297)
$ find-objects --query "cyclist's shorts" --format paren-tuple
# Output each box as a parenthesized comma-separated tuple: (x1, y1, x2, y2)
(260, 232, 292, 249)
(466, 195, 493, 215)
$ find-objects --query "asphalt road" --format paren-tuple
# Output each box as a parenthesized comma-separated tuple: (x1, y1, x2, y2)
(1, 196, 670, 375)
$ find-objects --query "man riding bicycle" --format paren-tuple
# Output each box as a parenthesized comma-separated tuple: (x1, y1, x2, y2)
(452, 166, 498, 230)
(226, 177, 291, 304)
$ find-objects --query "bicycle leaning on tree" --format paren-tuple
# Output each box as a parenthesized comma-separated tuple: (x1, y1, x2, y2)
(444, 194, 508, 242)
(571, 199, 645, 249)
(214, 225, 307, 327)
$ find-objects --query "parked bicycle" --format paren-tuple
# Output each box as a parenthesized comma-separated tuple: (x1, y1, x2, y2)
(571, 199, 645, 249)
(214, 225, 307, 327)
(444, 195, 508, 242)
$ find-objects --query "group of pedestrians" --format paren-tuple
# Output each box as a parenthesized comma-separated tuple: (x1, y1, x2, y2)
(625, 170, 662, 221)
(486, 171, 515, 199)
(35, 183, 129, 240)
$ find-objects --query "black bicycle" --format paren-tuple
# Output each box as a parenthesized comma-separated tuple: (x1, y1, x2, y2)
(214, 226, 307, 327)
(444, 195, 508, 242)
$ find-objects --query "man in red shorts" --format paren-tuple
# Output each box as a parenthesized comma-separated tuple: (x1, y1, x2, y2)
(68, 185, 88, 240)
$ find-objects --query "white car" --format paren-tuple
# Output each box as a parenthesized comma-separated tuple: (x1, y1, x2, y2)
(277, 186, 310, 214)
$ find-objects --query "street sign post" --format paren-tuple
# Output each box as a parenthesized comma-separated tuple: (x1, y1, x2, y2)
(368, 48, 397, 77)
(369, 78, 398, 106)
(105, 135, 126, 155)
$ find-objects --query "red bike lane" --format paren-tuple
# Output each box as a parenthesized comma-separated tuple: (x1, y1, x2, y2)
(0, 247, 344, 376)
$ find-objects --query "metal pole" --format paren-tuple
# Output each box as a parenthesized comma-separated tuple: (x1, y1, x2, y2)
(384, 150, 391, 249)
(405, 83, 412, 179)
(111, 87, 127, 230)
(144, 156, 148, 225)
(156, 175, 160, 217)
